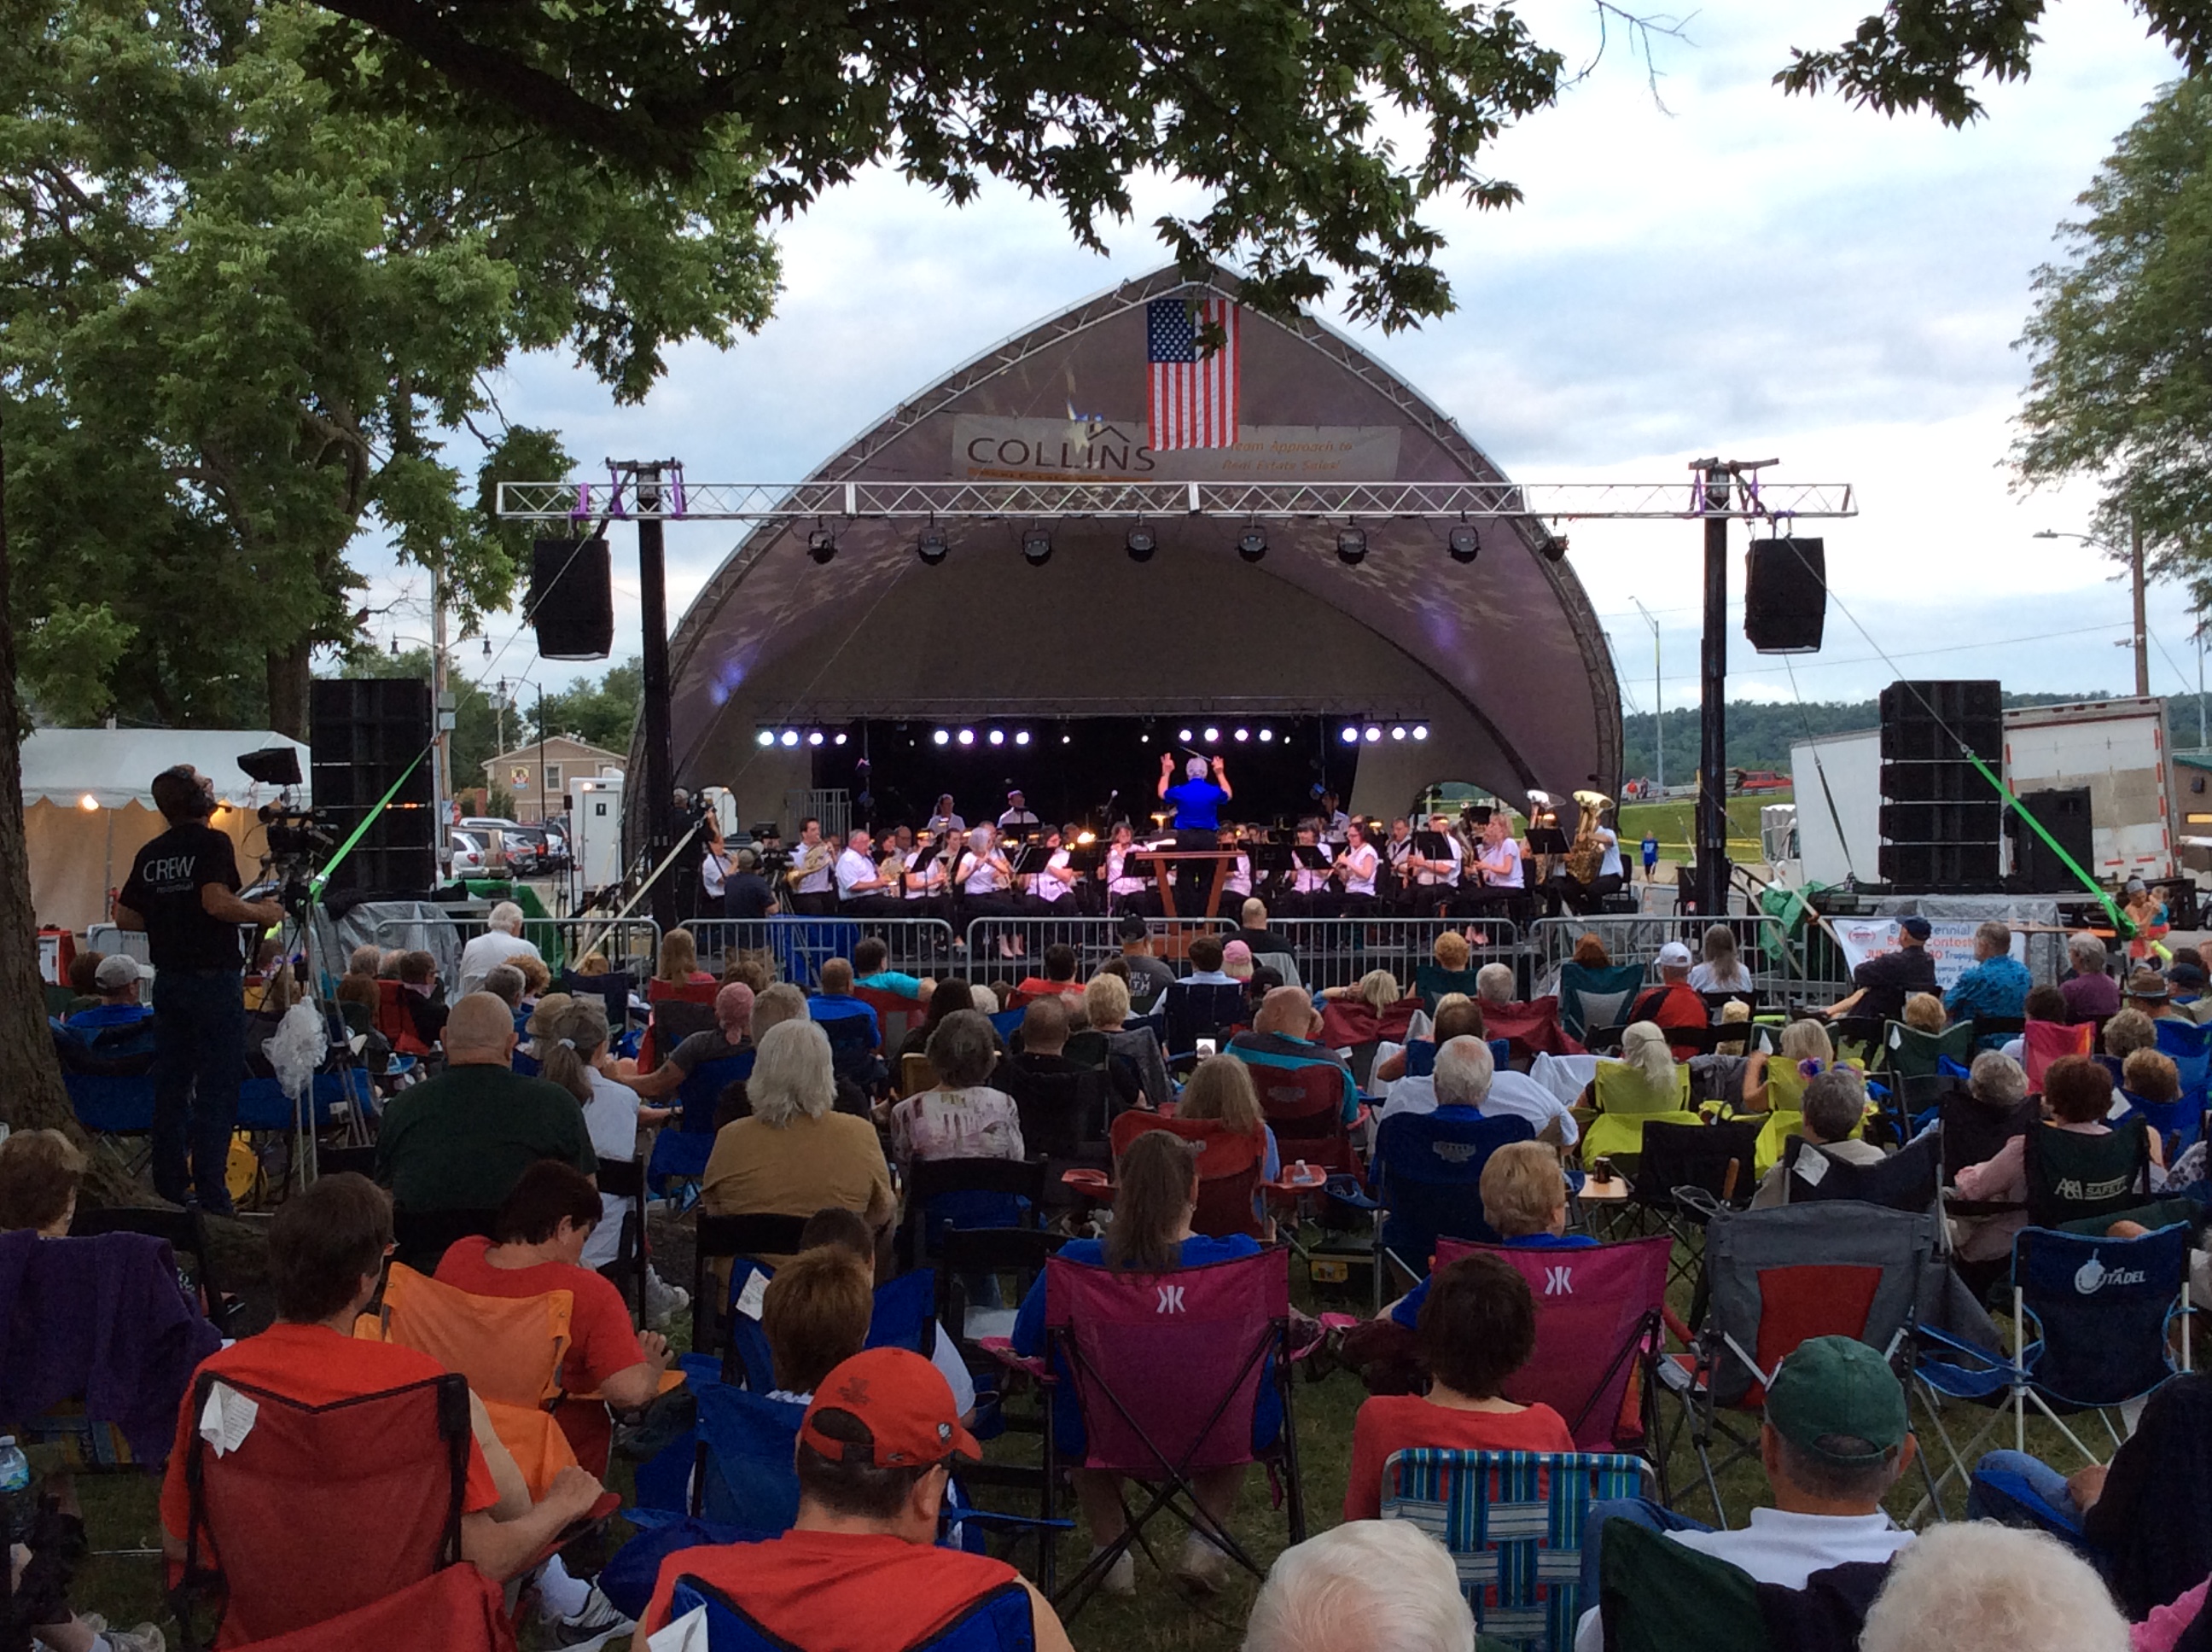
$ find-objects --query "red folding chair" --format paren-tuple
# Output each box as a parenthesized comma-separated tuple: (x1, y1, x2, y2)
(1249, 1061, 1361, 1175)
(170, 1370, 475, 1649)
(853, 986, 920, 1047)
(2023, 1018, 2094, 1093)
(1107, 1112, 1264, 1238)
(224, 1567, 515, 1652)
(373, 980, 432, 1057)
(1434, 1236, 1674, 1471)
(1479, 996, 1581, 1063)
(1316, 994, 1420, 1053)
(1039, 1247, 1303, 1617)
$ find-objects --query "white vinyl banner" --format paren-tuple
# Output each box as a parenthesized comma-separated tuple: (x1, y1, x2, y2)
(953, 416, 1401, 483)
(1830, 919, 2029, 991)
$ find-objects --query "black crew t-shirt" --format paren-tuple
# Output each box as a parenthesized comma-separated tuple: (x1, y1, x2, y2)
(119, 823, 245, 971)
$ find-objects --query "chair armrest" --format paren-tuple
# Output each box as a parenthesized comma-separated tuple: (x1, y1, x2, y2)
(975, 1337, 1051, 1381)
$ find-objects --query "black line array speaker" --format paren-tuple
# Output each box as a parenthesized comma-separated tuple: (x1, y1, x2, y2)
(531, 536, 614, 660)
(2006, 786, 2094, 894)
(1743, 538, 1826, 654)
(311, 678, 435, 894)
(1877, 678, 2003, 890)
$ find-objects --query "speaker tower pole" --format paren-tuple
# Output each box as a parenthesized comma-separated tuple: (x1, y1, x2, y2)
(632, 461, 678, 935)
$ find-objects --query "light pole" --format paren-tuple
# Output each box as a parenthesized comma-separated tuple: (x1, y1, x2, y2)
(1631, 597, 1662, 796)
(2035, 523, 2148, 697)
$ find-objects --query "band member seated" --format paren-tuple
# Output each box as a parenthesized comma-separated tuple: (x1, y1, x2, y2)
(836, 828, 905, 916)
(1218, 824, 1253, 907)
(1552, 792, 1626, 916)
(1280, 825, 1333, 917)
(1332, 820, 1382, 916)
(786, 817, 838, 916)
(1382, 818, 1415, 911)
(1457, 815, 1525, 918)
(1405, 811, 1463, 917)
(899, 831, 951, 921)
(997, 790, 1039, 834)
(1026, 825, 1079, 911)
(952, 824, 1022, 922)
(1101, 823, 1157, 917)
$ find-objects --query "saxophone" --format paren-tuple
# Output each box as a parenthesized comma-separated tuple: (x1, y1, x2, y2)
(1563, 790, 1613, 886)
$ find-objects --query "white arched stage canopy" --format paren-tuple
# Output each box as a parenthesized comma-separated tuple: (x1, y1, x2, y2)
(663, 266, 1623, 823)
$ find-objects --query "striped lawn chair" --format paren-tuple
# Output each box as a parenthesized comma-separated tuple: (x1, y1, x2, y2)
(1380, 1448, 1650, 1650)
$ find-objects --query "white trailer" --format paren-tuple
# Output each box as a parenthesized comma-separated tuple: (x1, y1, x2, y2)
(1787, 728, 1883, 887)
(2001, 696, 2174, 885)
(568, 774, 627, 890)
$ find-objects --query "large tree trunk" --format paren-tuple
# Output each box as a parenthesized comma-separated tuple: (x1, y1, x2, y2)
(0, 416, 130, 1196)
(265, 636, 311, 739)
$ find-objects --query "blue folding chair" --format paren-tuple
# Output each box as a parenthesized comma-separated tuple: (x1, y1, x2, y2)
(2156, 1018, 2212, 1114)
(691, 1382, 807, 1531)
(661, 1573, 1036, 1652)
(773, 920, 861, 987)
(1380, 1448, 1652, 1649)
(1919, 1223, 2192, 1508)
(2118, 1088, 2207, 1160)
(719, 1259, 939, 1393)
(648, 1051, 756, 1191)
(1558, 962, 1645, 1043)
(1372, 1110, 1535, 1290)
(987, 1007, 1027, 1043)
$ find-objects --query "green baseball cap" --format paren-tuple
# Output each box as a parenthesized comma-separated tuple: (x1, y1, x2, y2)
(1765, 1335, 1907, 1468)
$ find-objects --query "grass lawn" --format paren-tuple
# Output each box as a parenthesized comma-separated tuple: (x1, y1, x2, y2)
(59, 1205, 2100, 1652)
(1615, 792, 1789, 869)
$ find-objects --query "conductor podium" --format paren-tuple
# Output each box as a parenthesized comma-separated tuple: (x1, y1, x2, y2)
(1126, 849, 1246, 918)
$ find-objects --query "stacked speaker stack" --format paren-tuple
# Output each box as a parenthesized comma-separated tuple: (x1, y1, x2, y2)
(1877, 679, 2003, 891)
(311, 678, 436, 895)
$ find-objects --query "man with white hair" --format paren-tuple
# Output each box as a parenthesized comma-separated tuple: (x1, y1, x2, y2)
(2059, 930, 2119, 1024)
(1473, 963, 1516, 1007)
(1435, 1032, 1578, 1147)
(457, 900, 543, 998)
(1243, 1520, 1474, 1652)
(1857, 1522, 2127, 1652)
(1157, 750, 1232, 831)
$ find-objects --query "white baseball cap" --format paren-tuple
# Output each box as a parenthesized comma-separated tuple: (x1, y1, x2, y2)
(94, 954, 153, 989)
(1656, 940, 1694, 969)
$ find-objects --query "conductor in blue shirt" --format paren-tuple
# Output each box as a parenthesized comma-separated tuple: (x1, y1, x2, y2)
(1159, 752, 1232, 832)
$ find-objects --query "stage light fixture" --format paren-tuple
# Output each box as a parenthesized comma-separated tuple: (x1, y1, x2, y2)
(1336, 527, 1368, 566)
(933, 730, 951, 747)
(1340, 725, 1359, 745)
(1237, 526, 1267, 562)
(1062, 734, 1072, 745)
(1015, 730, 1031, 747)
(1021, 527, 1052, 567)
(779, 730, 800, 747)
(1545, 533, 1569, 562)
(1179, 728, 1194, 743)
(1233, 728, 1249, 742)
(958, 729, 975, 746)
(1447, 524, 1481, 564)
(755, 730, 775, 747)
(806, 524, 838, 565)
(1412, 724, 1429, 741)
(834, 731, 849, 746)
(1390, 725, 1406, 741)
(1363, 725, 1382, 743)
(1259, 728, 1275, 743)
(807, 730, 825, 747)
(988, 729, 1005, 747)
(917, 525, 949, 566)
(1126, 522, 1156, 562)
(1202, 726, 1220, 744)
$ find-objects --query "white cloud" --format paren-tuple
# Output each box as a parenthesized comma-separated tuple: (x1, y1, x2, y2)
(360, 0, 2197, 713)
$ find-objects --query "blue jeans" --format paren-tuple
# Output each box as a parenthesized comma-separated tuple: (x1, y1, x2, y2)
(1578, 1497, 1714, 1607)
(151, 968, 246, 1211)
(1966, 1449, 2081, 1526)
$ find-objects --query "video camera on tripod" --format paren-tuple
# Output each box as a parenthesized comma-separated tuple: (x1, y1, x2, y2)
(238, 746, 332, 912)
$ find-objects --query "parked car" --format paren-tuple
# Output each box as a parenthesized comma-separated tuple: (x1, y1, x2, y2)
(449, 829, 489, 874)
(1731, 769, 1790, 794)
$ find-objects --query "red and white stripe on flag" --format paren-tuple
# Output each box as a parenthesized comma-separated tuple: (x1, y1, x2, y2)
(1146, 298, 1241, 450)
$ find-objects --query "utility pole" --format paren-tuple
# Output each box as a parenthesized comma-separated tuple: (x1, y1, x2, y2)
(1632, 597, 1663, 795)
(429, 570, 451, 855)
(2131, 514, 2150, 698)
(632, 461, 678, 934)
(1692, 460, 1735, 919)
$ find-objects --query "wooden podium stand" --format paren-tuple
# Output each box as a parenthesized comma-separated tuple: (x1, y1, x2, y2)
(1127, 849, 1245, 919)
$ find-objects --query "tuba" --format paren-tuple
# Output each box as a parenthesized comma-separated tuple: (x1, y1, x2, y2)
(1563, 790, 1613, 886)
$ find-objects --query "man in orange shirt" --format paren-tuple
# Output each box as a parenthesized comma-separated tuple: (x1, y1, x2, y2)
(1628, 940, 1709, 1060)
(642, 1348, 1075, 1650)
(160, 1174, 604, 1594)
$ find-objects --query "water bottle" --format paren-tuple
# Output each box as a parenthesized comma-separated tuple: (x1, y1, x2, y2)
(0, 1434, 31, 1543)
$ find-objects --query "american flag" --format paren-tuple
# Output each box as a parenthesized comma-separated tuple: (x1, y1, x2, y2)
(1147, 297, 1241, 449)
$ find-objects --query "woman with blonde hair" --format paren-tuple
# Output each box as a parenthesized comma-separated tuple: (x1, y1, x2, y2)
(1741, 1016, 1838, 1112)
(1901, 992, 1947, 1034)
(1176, 1054, 1284, 1200)
(1579, 1021, 1696, 1163)
(654, 928, 713, 986)
(1321, 969, 1404, 1014)
(1687, 923, 1754, 994)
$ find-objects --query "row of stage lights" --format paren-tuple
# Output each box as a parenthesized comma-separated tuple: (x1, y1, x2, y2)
(1341, 724, 1430, 743)
(755, 723, 1428, 749)
(755, 729, 853, 748)
(806, 521, 1493, 567)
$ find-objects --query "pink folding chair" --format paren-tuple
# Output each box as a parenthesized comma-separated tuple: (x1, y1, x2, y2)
(1040, 1247, 1305, 1616)
(2023, 1018, 2094, 1092)
(1433, 1236, 1673, 1468)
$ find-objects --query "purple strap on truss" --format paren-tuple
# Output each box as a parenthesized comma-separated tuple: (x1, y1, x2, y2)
(571, 483, 592, 520)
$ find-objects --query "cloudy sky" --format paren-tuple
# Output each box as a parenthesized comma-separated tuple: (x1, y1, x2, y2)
(373, 0, 2197, 721)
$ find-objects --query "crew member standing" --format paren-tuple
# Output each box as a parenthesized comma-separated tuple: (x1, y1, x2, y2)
(113, 765, 284, 1213)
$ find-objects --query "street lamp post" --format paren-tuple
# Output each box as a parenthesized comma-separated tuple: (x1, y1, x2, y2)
(2035, 522, 2149, 697)
(1631, 597, 1663, 795)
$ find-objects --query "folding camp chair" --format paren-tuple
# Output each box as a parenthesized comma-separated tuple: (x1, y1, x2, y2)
(210, 1566, 516, 1652)
(1009, 1067, 1111, 1169)
(70, 1203, 236, 1331)
(1107, 1112, 1266, 1239)
(1414, 963, 1482, 1013)
(1483, 997, 1579, 1064)
(1434, 1236, 1674, 1465)
(1597, 1519, 1772, 1652)
(1580, 1063, 1700, 1168)
(853, 986, 921, 1049)
(1371, 1110, 1535, 1296)
(2120, 1089, 2209, 1161)
(1380, 1447, 1655, 1649)
(169, 1370, 475, 1650)
(388, 1207, 499, 1275)
(1658, 1199, 1941, 1527)
(2157, 1017, 2212, 1113)
(1939, 1090, 2037, 1217)
(2023, 1119, 2153, 1230)
(1162, 980, 1249, 1061)
(1626, 1119, 1762, 1291)
(655, 1572, 1036, 1652)
(690, 1381, 807, 1533)
(718, 1257, 940, 1394)
(1031, 1248, 1303, 1618)
(691, 1213, 812, 1359)
(1779, 1131, 1942, 1216)
(1882, 1019, 1975, 1080)
(640, 996, 716, 1072)
(901, 1157, 1045, 1271)
(2022, 1019, 2094, 1091)
(596, 1156, 649, 1324)
(561, 969, 636, 1033)
(53, 1016, 159, 1176)
(1251, 1060, 1362, 1175)
(818, 1008, 885, 1091)
(1921, 1222, 2192, 1500)
(1559, 963, 1645, 1045)
(647, 1050, 755, 1190)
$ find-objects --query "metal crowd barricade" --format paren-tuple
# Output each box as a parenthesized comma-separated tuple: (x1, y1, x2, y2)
(963, 915, 1236, 980)
(370, 914, 661, 982)
(684, 915, 955, 989)
(1526, 914, 1802, 1003)
(1262, 916, 1524, 997)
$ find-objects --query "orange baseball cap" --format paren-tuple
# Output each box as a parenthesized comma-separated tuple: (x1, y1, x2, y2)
(799, 1347, 982, 1469)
